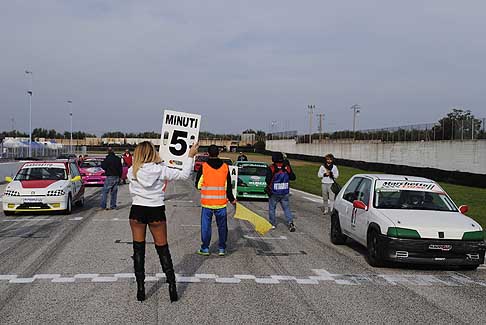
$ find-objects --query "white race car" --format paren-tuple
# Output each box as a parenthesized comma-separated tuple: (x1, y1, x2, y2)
(2, 161, 85, 215)
(331, 174, 485, 269)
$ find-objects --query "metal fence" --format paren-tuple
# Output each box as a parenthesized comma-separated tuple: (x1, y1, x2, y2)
(0, 145, 84, 160)
(290, 118, 486, 143)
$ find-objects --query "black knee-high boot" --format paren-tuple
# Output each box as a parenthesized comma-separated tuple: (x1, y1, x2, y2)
(133, 241, 146, 302)
(155, 244, 178, 302)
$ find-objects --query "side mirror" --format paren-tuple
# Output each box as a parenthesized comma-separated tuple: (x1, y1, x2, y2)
(71, 176, 82, 182)
(5, 176, 13, 183)
(353, 200, 368, 210)
(459, 205, 469, 214)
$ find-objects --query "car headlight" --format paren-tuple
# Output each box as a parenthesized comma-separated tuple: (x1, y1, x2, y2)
(4, 190, 21, 196)
(47, 190, 65, 196)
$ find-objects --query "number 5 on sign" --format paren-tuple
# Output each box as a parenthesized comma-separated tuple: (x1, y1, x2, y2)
(159, 110, 201, 170)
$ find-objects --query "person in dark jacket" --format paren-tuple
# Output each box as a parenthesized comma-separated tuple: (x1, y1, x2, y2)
(265, 152, 296, 231)
(100, 147, 123, 210)
(195, 145, 236, 256)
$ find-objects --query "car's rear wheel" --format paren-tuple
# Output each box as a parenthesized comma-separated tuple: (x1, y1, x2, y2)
(330, 213, 347, 245)
(64, 195, 72, 215)
(367, 229, 385, 267)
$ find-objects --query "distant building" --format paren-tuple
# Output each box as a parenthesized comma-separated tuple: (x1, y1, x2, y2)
(240, 132, 256, 146)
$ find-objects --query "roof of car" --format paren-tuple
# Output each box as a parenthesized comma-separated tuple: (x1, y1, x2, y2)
(354, 174, 434, 183)
(235, 161, 267, 166)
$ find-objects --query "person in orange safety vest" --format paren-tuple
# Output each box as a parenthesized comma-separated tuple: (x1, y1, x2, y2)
(195, 145, 236, 256)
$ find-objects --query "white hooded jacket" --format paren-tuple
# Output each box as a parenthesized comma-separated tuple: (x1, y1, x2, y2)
(128, 158, 194, 207)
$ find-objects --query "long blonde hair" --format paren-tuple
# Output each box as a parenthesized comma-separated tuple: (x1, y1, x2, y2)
(132, 141, 162, 178)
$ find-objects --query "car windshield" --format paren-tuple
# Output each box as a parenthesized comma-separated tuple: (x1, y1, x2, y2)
(374, 189, 457, 212)
(80, 160, 102, 168)
(238, 166, 267, 176)
(15, 167, 67, 181)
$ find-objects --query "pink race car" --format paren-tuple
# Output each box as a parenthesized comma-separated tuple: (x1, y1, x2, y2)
(78, 158, 106, 186)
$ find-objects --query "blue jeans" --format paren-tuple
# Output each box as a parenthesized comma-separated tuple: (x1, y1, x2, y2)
(268, 194, 293, 226)
(100, 176, 119, 209)
(200, 207, 228, 250)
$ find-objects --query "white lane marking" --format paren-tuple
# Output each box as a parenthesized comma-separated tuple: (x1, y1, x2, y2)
(2, 268, 486, 287)
(0, 275, 17, 280)
(52, 277, 76, 283)
(215, 277, 241, 284)
(177, 277, 201, 283)
(304, 197, 322, 203)
(2, 218, 53, 222)
(195, 273, 218, 279)
(243, 235, 287, 240)
(290, 188, 321, 200)
(271, 275, 297, 281)
(115, 273, 135, 278)
(255, 278, 280, 284)
(10, 278, 34, 283)
(234, 274, 257, 280)
(68, 217, 83, 221)
(91, 277, 118, 283)
(74, 274, 99, 279)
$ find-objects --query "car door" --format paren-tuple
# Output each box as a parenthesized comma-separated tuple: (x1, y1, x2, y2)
(69, 162, 82, 198)
(339, 177, 364, 238)
(352, 177, 373, 244)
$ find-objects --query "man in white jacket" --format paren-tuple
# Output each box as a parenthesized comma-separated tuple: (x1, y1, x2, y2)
(317, 153, 339, 214)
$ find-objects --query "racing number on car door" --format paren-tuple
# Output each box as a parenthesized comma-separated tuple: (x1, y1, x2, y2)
(169, 130, 188, 156)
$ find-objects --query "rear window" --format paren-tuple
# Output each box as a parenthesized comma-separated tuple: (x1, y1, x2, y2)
(238, 166, 267, 176)
(80, 160, 102, 168)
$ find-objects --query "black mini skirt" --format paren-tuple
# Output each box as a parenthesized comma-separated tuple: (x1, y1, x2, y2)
(129, 205, 166, 224)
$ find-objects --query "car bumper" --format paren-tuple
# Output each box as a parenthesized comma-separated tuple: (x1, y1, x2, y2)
(82, 175, 106, 185)
(380, 235, 486, 266)
(3, 196, 68, 212)
(236, 189, 268, 199)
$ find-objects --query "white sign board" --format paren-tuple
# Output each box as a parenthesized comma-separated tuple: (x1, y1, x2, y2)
(229, 166, 238, 199)
(159, 110, 201, 170)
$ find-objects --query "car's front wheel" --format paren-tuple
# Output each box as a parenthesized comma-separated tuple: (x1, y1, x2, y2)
(367, 229, 385, 267)
(4, 210, 14, 216)
(460, 264, 479, 271)
(64, 195, 72, 215)
(330, 213, 347, 245)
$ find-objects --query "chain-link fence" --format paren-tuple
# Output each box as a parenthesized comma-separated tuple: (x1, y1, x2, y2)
(287, 118, 486, 143)
(0, 145, 84, 161)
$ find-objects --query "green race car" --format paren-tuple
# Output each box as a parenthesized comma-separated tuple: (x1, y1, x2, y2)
(235, 161, 268, 199)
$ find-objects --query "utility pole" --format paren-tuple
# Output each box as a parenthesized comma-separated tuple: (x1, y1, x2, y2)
(67, 100, 73, 153)
(307, 105, 315, 143)
(317, 113, 325, 141)
(350, 104, 361, 139)
(25, 70, 33, 157)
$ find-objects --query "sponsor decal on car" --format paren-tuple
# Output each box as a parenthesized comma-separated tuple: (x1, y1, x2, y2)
(22, 163, 66, 169)
(428, 244, 452, 251)
(375, 180, 442, 193)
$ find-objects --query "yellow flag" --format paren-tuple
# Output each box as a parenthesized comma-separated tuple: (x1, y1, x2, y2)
(234, 203, 273, 235)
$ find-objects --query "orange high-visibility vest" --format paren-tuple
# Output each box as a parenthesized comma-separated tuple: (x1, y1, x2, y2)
(200, 162, 228, 207)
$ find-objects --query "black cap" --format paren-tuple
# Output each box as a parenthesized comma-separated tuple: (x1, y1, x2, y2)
(272, 152, 284, 162)
(208, 145, 219, 157)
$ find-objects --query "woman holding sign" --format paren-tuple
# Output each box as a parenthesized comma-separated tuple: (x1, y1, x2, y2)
(127, 141, 198, 302)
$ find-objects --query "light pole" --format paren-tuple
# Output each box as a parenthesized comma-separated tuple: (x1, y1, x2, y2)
(317, 113, 325, 141)
(350, 104, 361, 139)
(307, 105, 315, 143)
(67, 100, 73, 153)
(25, 70, 33, 157)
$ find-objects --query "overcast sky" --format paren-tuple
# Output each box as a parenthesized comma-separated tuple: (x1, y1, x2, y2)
(1, 0, 485, 136)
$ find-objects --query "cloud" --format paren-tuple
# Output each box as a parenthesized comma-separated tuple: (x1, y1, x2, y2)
(1, 0, 485, 135)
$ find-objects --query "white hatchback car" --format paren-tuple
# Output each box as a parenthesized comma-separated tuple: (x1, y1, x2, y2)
(2, 161, 85, 215)
(331, 174, 485, 269)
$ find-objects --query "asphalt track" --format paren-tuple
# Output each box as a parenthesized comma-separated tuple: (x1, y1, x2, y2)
(1, 179, 486, 324)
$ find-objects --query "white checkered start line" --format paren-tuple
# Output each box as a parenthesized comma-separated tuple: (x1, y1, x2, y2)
(1, 269, 486, 287)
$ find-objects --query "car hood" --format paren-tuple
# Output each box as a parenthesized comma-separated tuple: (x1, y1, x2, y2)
(7, 180, 69, 195)
(378, 209, 482, 239)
